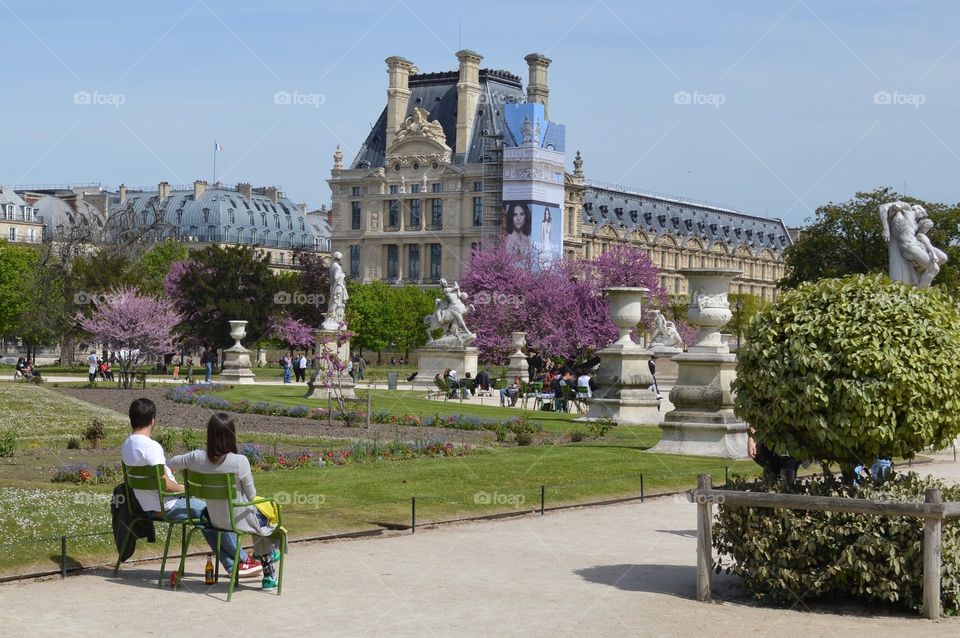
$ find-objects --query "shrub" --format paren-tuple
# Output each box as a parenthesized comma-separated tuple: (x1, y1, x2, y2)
(713, 472, 960, 613)
(569, 429, 585, 443)
(181, 428, 202, 451)
(587, 418, 614, 439)
(510, 414, 537, 446)
(0, 430, 15, 457)
(82, 418, 107, 449)
(66, 437, 81, 450)
(733, 275, 960, 468)
(153, 427, 177, 453)
(494, 424, 508, 443)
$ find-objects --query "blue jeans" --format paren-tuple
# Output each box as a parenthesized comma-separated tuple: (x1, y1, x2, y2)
(164, 497, 247, 570)
(204, 362, 212, 382)
(283, 367, 291, 383)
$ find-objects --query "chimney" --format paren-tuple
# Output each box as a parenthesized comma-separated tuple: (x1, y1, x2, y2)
(236, 182, 252, 199)
(158, 181, 170, 200)
(118, 183, 126, 205)
(193, 179, 208, 199)
(455, 49, 483, 162)
(524, 53, 551, 119)
(263, 186, 279, 203)
(385, 56, 416, 150)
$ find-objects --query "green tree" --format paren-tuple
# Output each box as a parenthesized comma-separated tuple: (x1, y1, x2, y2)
(734, 274, 960, 471)
(780, 187, 960, 293)
(133, 241, 189, 295)
(725, 293, 767, 348)
(390, 285, 435, 357)
(167, 245, 279, 348)
(0, 241, 40, 336)
(344, 281, 393, 360)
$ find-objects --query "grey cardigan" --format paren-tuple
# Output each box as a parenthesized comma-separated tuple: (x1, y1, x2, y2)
(168, 450, 275, 537)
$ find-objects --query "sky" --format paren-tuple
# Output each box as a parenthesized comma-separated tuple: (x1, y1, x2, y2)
(1, 0, 958, 228)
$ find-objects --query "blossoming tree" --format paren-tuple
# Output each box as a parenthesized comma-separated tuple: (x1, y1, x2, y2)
(76, 286, 183, 378)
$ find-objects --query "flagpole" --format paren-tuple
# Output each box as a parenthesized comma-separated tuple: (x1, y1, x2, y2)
(213, 141, 217, 184)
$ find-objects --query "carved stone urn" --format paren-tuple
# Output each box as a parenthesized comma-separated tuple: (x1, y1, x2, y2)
(605, 287, 646, 347)
(683, 268, 740, 352)
(228, 320, 248, 351)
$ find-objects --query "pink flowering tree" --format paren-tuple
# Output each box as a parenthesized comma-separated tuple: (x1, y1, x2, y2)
(462, 243, 690, 363)
(76, 286, 183, 374)
(271, 314, 315, 354)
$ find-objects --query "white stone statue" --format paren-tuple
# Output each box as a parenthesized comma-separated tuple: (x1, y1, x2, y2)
(394, 107, 446, 146)
(423, 278, 475, 346)
(521, 116, 534, 144)
(880, 201, 948, 288)
(650, 312, 684, 350)
(323, 251, 348, 330)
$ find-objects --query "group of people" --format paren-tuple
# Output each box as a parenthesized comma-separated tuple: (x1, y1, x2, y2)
(14, 357, 40, 381)
(119, 398, 282, 590)
(499, 368, 594, 412)
(281, 353, 310, 384)
(85, 351, 114, 382)
(347, 354, 367, 381)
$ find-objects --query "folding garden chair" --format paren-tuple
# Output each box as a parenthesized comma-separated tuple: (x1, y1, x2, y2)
(113, 463, 195, 588)
(179, 470, 286, 602)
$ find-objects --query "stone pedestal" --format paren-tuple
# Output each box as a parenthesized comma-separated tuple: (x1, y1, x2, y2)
(575, 287, 660, 426)
(305, 328, 355, 400)
(650, 268, 748, 459)
(415, 345, 478, 387)
(506, 331, 528, 382)
(220, 320, 256, 384)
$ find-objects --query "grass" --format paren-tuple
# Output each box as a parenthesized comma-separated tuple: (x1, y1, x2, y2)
(0, 382, 758, 575)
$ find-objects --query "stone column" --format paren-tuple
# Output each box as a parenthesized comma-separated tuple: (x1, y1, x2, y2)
(221, 320, 256, 384)
(650, 268, 748, 458)
(575, 287, 660, 425)
(506, 331, 529, 381)
(305, 328, 356, 400)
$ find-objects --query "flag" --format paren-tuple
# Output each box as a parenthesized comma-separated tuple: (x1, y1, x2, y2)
(215, 142, 223, 152)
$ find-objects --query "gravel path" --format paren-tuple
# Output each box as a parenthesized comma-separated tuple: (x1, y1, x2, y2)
(53, 387, 493, 445)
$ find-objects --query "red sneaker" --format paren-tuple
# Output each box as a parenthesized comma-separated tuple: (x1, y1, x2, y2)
(236, 557, 263, 578)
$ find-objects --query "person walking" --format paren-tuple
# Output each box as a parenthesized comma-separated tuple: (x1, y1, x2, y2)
(297, 353, 308, 383)
(202, 346, 215, 383)
(282, 354, 292, 384)
(87, 351, 98, 383)
(648, 356, 661, 400)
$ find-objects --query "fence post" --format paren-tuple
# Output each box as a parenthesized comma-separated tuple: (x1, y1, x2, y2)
(540, 485, 545, 515)
(411, 496, 416, 534)
(696, 474, 713, 602)
(327, 396, 332, 427)
(60, 535, 67, 579)
(724, 466, 729, 485)
(923, 488, 943, 620)
(366, 392, 372, 429)
(640, 474, 644, 502)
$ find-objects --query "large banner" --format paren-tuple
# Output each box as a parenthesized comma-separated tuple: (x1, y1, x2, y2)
(501, 103, 565, 268)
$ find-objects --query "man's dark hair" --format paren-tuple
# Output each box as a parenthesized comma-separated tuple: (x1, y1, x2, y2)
(129, 398, 157, 429)
(206, 412, 238, 464)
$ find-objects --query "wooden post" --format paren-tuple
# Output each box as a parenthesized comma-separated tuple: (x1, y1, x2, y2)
(696, 474, 713, 602)
(923, 488, 943, 620)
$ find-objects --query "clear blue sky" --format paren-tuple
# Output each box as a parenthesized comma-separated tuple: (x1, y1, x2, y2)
(2, 0, 958, 227)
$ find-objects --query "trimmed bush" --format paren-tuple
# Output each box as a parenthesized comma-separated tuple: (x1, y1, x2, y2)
(714, 472, 960, 613)
(733, 275, 960, 467)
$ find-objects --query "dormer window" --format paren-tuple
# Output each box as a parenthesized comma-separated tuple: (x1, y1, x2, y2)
(629, 210, 638, 223)
(643, 211, 652, 223)
(177, 210, 184, 224)
(657, 214, 667, 226)
(275, 214, 281, 228)
(684, 219, 693, 231)
(299, 219, 304, 231)
(229, 210, 235, 224)
(671, 217, 680, 229)
(202, 208, 210, 223)
(709, 223, 718, 234)
(614, 207, 623, 219)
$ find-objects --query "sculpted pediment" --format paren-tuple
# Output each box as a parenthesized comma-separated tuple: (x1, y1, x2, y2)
(386, 107, 452, 165)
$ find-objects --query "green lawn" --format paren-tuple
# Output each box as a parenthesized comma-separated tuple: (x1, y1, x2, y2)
(0, 383, 758, 575)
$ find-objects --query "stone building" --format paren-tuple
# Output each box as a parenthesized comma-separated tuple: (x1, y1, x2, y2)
(13, 181, 331, 269)
(0, 185, 44, 245)
(329, 51, 792, 300)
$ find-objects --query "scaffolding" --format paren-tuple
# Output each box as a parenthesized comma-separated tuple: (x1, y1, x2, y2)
(480, 132, 503, 248)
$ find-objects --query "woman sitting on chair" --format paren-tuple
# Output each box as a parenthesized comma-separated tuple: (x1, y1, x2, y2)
(168, 413, 282, 590)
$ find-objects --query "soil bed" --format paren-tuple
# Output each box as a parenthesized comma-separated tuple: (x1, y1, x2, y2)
(52, 387, 494, 445)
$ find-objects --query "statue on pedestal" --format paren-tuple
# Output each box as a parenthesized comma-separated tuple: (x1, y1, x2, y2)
(423, 279, 475, 346)
(323, 251, 348, 330)
(650, 312, 684, 351)
(880, 201, 949, 288)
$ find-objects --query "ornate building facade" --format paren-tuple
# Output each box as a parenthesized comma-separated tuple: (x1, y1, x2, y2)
(329, 51, 791, 300)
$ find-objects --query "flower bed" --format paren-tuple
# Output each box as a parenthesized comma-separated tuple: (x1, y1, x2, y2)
(240, 437, 473, 471)
(165, 384, 367, 422)
(51, 462, 122, 485)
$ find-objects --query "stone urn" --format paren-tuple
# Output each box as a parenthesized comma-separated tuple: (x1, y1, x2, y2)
(604, 287, 648, 347)
(228, 320, 248, 351)
(681, 269, 739, 352)
(510, 331, 526, 357)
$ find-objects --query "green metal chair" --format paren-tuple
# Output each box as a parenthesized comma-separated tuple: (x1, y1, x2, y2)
(113, 463, 192, 587)
(179, 470, 286, 601)
(574, 384, 592, 413)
